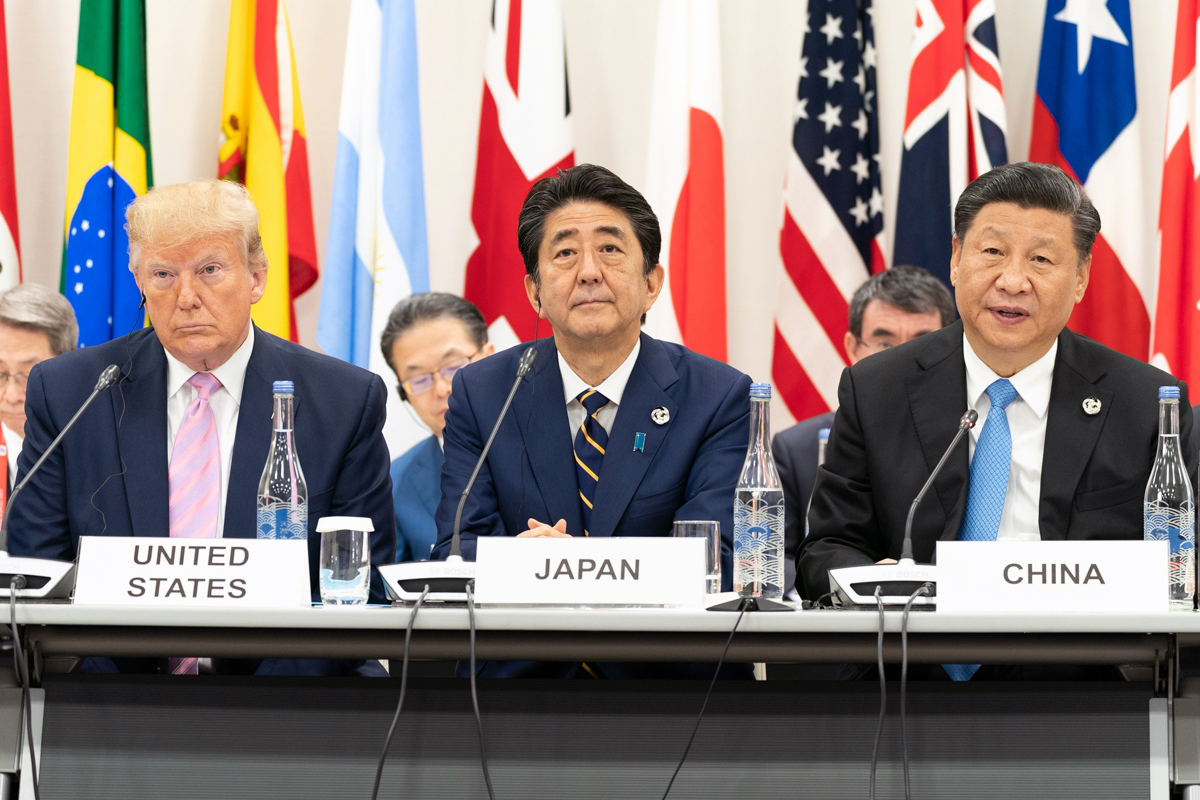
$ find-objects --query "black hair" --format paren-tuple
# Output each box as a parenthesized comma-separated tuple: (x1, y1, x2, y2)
(847, 265, 956, 339)
(379, 292, 488, 382)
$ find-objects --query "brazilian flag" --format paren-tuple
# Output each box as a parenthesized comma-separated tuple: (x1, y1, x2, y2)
(62, 0, 152, 348)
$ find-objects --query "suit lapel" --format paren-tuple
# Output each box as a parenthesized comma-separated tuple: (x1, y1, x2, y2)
(226, 328, 277, 539)
(116, 331, 170, 537)
(510, 338, 584, 535)
(415, 437, 443, 518)
(1039, 330, 1112, 539)
(589, 335, 678, 538)
(903, 323, 971, 543)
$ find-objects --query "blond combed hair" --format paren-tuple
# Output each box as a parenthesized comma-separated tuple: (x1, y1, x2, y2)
(125, 180, 268, 275)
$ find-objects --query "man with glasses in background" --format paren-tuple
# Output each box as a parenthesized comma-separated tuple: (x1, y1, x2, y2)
(380, 293, 493, 563)
(774, 265, 954, 596)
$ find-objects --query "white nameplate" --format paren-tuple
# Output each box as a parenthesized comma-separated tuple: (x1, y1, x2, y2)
(74, 536, 312, 608)
(474, 537, 706, 607)
(936, 540, 1170, 613)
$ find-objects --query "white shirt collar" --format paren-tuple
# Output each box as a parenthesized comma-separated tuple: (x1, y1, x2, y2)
(963, 333, 1057, 420)
(165, 325, 256, 404)
(559, 338, 642, 408)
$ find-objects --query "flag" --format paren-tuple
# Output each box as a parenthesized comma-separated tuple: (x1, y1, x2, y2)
(894, 0, 1008, 287)
(0, 0, 19, 290)
(1151, 0, 1200, 383)
(1029, 0, 1147, 359)
(219, 0, 318, 342)
(317, 0, 431, 459)
(463, 0, 573, 346)
(642, 0, 726, 362)
(62, 0, 151, 348)
(771, 0, 885, 426)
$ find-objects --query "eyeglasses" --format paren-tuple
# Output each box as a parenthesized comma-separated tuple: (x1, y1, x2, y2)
(0, 372, 31, 390)
(854, 337, 896, 353)
(401, 350, 481, 396)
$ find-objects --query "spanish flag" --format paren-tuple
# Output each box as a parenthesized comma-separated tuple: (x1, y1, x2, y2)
(218, 0, 317, 342)
(62, 0, 152, 348)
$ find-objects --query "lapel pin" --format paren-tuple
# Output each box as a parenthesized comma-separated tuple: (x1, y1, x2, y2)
(634, 432, 646, 452)
(651, 406, 670, 425)
(1082, 397, 1102, 416)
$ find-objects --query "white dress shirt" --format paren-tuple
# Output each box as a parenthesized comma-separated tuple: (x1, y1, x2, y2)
(963, 334, 1057, 540)
(559, 339, 641, 438)
(2, 421, 20, 491)
(164, 326, 256, 537)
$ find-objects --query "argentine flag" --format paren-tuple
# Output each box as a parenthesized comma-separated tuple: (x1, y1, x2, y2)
(318, 0, 430, 459)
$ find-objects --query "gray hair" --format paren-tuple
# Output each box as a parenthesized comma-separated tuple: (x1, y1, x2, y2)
(0, 284, 79, 355)
(848, 265, 956, 339)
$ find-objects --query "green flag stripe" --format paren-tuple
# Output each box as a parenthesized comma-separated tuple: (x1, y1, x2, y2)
(75, 0, 115, 84)
(76, 0, 152, 161)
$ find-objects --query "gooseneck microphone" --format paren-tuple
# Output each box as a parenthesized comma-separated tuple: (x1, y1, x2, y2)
(380, 347, 538, 602)
(826, 407, 977, 608)
(0, 364, 121, 598)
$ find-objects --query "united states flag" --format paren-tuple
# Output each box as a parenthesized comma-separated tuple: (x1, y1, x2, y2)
(771, 0, 884, 425)
(894, 0, 1007, 287)
(1151, 0, 1200, 384)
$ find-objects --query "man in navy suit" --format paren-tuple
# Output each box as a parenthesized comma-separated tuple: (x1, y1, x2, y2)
(773, 266, 953, 595)
(7, 180, 395, 676)
(379, 293, 492, 562)
(432, 164, 751, 679)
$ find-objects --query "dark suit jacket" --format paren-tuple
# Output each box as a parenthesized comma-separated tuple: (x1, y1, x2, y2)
(8, 326, 397, 602)
(773, 410, 835, 595)
(798, 321, 1195, 600)
(433, 333, 751, 570)
(391, 435, 442, 562)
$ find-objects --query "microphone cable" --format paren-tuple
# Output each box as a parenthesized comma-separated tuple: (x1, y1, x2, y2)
(868, 585, 886, 800)
(899, 583, 931, 800)
(9, 576, 40, 800)
(659, 605, 746, 800)
(466, 583, 497, 800)
(369, 584, 430, 800)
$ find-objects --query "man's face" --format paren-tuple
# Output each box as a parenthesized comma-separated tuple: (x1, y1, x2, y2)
(390, 316, 493, 439)
(523, 201, 663, 350)
(135, 234, 266, 372)
(950, 202, 1088, 376)
(0, 324, 54, 434)
(843, 300, 943, 365)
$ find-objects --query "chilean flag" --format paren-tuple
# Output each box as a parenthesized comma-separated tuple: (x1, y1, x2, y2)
(1029, 0, 1149, 360)
(642, 0, 727, 362)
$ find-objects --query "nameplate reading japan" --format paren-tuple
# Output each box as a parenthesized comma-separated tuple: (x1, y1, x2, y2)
(74, 536, 311, 608)
(936, 540, 1169, 613)
(474, 537, 706, 607)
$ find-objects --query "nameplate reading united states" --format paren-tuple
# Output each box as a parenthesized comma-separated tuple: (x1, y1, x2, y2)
(474, 537, 706, 607)
(936, 539, 1168, 613)
(74, 536, 311, 608)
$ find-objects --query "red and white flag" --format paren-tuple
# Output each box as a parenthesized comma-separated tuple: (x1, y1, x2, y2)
(0, 0, 20, 289)
(1152, 0, 1200, 381)
(642, 0, 726, 362)
(463, 0, 573, 346)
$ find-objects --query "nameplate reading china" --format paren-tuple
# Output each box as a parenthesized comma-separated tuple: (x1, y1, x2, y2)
(474, 537, 706, 607)
(936, 540, 1169, 613)
(74, 536, 311, 608)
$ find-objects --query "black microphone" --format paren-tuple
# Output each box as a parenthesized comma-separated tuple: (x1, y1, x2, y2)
(450, 346, 537, 559)
(899, 408, 977, 562)
(0, 364, 121, 550)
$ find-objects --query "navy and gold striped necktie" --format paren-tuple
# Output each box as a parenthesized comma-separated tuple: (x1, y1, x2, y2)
(574, 389, 609, 536)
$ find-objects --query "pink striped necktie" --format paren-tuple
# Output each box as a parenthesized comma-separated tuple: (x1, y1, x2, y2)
(168, 371, 222, 676)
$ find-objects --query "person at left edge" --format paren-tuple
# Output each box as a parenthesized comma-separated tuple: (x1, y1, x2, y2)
(432, 164, 752, 679)
(380, 293, 493, 562)
(7, 181, 395, 675)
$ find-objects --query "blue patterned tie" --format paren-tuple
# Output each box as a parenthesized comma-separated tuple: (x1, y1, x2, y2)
(945, 378, 1018, 682)
(574, 390, 609, 536)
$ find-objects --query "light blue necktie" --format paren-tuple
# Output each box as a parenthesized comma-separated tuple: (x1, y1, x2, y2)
(945, 378, 1018, 682)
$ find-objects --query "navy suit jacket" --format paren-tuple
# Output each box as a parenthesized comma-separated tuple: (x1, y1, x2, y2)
(8, 326, 396, 603)
(772, 410, 834, 595)
(391, 435, 442, 562)
(432, 333, 751, 580)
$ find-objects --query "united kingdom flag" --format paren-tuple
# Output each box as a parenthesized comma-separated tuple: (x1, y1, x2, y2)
(894, 0, 1008, 287)
(771, 0, 884, 425)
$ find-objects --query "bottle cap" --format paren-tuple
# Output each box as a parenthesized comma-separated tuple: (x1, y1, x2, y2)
(818, 428, 831, 440)
(1159, 385, 1181, 400)
(316, 515, 374, 533)
(750, 382, 771, 399)
(273, 380, 295, 394)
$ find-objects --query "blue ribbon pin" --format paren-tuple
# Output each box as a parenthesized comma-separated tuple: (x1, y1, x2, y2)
(634, 432, 646, 452)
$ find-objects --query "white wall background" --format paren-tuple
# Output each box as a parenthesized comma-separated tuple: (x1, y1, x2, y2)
(2, 0, 1179, 436)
